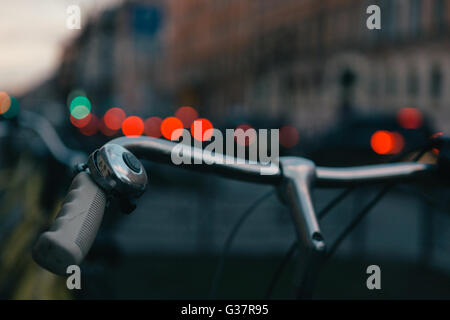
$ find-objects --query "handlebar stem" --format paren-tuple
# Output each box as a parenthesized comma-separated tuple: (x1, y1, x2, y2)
(278, 157, 326, 299)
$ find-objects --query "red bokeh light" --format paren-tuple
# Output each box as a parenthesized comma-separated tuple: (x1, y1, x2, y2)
(397, 108, 423, 129)
(279, 126, 299, 148)
(100, 117, 117, 136)
(79, 114, 99, 136)
(234, 124, 256, 146)
(370, 130, 404, 155)
(144, 116, 163, 138)
(190, 118, 213, 141)
(175, 106, 198, 128)
(390, 132, 405, 154)
(70, 113, 92, 128)
(161, 117, 184, 140)
(371, 131, 393, 154)
(122, 116, 144, 137)
(104, 108, 126, 130)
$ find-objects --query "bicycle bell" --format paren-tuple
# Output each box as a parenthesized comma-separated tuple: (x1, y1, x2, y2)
(87, 143, 148, 199)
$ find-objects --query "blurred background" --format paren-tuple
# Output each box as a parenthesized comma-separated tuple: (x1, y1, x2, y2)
(0, 0, 449, 299)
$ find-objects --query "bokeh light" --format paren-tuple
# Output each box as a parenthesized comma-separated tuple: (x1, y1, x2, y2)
(371, 131, 393, 154)
(100, 116, 118, 136)
(71, 105, 91, 120)
(70, 96, 91, 119)
(144, 116, 162, 138)
(279, 125, 299, 148)
(371, 130, 404, 155)
(2, 96, 19, 119)
(67, 89, 87, 108)
(390, 132, 405, 154)
(122, 116, 144, 136)
(235, 124, 256, 146)
(161, 117, 184, 140)
(70, 113, 92, 128)
(104, 107, 126, 130)
(175, 106, 198, 128)
(0, 91, 11, 115)
(79, 114, 99, 136)
(190, 118, 213, 141)
(397, 108, 423, 129)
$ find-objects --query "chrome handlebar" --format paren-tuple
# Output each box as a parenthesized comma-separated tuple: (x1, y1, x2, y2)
(110, 136, 436, 187)
(107, 136, 436, 298)
(33, 135, 437, 293)
(17, 110, 87, 167)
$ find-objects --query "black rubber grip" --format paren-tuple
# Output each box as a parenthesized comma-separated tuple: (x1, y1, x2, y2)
(32, 172, 106, 275)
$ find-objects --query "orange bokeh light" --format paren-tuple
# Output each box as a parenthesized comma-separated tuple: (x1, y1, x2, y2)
(0, 91, 11, 115)
(371, 130, 404, 155)
(144, 116, 163, 138)
(175, 106, 198, 128)
(190, 118, 213, 141)
(122, 116, 144, 137)
(161, 117, 184, 140)
(104, 108, 126, 130)
(397, 108, 423, 129)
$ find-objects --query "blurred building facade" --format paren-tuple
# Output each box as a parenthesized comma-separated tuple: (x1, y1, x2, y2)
(163, 0, 450, 132)
(20, 0, 450, 134)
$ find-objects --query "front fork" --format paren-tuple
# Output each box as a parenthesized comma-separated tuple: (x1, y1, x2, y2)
(278, 157, 326, 299)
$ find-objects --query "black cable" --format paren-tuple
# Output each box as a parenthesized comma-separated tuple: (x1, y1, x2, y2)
(264, 143, 435, 299)
(318, 187, 355, 220)
(265, 186, 354, 299)
(324, 144, 433, 261)
(325, 183, 393, 260)
(209, 189, 275, 299)
(265, 241, 298, 299)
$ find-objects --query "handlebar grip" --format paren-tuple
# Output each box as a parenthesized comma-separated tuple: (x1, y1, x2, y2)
(32, 172, 107, 275)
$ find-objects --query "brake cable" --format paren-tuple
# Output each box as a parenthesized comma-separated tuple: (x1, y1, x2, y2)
(265, 187, 355, 299)
(209, 189, 275, 299)
(265, 143, 436, 299)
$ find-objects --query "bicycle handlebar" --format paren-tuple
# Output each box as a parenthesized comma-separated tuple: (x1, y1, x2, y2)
(32, 171, 106, 275)
(111, 136, 435, 187)
(33, 136, 438, 277)
(18, 111, 87, 167)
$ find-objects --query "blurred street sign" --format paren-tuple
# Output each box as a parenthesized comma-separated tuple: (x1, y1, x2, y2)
(131, 4, 163, 36)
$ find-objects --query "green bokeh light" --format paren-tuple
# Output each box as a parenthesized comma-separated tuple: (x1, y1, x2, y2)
(70, 96, 91, 119)
(71, 105, 91, 120)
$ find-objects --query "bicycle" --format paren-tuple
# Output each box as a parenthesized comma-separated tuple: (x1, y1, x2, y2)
(31, 132, 450, 299)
